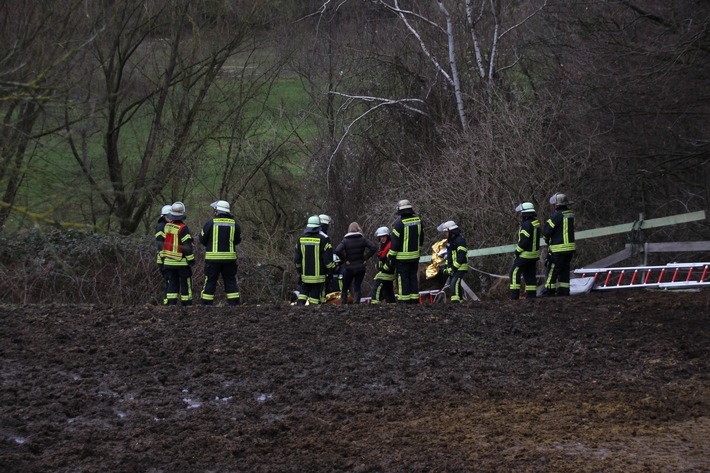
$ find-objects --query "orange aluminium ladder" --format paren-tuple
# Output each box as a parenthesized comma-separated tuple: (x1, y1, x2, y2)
(574, 262, 710, 290)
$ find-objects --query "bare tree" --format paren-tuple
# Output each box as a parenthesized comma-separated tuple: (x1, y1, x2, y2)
(0, 0, 88, 232)
(546, 0, 710, 225)
(56, 0, 268, 234)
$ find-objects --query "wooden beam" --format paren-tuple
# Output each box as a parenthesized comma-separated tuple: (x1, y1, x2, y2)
(644, 241, 710, 253)
(418, 210, 707, 263)
(576, 210, 707, 239)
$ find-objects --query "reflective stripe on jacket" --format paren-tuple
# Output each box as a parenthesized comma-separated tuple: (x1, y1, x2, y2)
(160, 221, 195, 266)
(374, 239, 395, 281)
(200, 215, 241, 261)
(388, 214, 423, 262)
(446, 231, 469, 272)
(155, 218, 167, 265)
(515, 218, 541, 259)
(295, 229, 335, 284)
(543, 209, 575, 253)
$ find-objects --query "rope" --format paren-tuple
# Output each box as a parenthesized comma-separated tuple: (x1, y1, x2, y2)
(469, 266, 508, 279)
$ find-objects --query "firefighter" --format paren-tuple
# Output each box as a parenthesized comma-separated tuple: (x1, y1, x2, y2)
(157, 201, 195, 305)
(437, 220, 469, 303)
(387, 200, 424, 304)
(155, 204, 172, 305)
(318, 214, 332, 235)
(318, 214, 334, 303)
(295, 215, 335, 305)
(199, 200, 242, 306)
(335, 222, 377, 304)
(327, 254, 344, 294)
(370, 226, 396, 304)
(542, 192, 576, 296)
(509, 202, 541, 300)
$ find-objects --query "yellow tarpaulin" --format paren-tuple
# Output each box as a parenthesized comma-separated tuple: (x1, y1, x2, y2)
(425, 239, 448, 279)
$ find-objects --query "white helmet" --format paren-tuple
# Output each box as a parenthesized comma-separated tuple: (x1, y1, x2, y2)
(160, 204, 172, 216)
(333, 254, 341, 264)
(549, 192, 572, 206)
(169, 201, 186, 219)
(375, 226, 389, 237)
(211, 200, 230, 213)
(306, 215, 321, 228)
(515, 202, 536, 214)
(396, 199, 412, 211)
(318, 214, 332, 225)
(436, 220, 458, 232)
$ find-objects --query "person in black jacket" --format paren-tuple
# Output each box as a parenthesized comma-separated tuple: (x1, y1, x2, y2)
(157, 202, 195, 306)
(509, 202, 541, 300)
(387, 200, 424, 304)
(436, 220, 469, 303)
(318, 214, 334, 303)
(335, 222, 377, 304)
(542, 192, 576, 297)
(199, 200, 242, 305)
(295, 216, 335, 305)
(155, 204, 172, 305)
(370, 226, 396, 304)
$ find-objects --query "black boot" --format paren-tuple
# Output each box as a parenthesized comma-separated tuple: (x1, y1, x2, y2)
(354, 292, 361, 304)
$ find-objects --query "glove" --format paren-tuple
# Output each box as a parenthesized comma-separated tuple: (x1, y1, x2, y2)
(544, 253, 551, 268)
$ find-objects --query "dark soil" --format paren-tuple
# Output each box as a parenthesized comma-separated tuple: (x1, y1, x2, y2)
(1, 290, 708, 472)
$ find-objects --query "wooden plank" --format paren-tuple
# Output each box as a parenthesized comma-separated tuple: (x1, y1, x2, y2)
(644, 241, 710, 253)
(576, 210, 706, 239)
(418, 210, 707, 263)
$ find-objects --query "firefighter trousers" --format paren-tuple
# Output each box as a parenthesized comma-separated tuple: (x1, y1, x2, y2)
(543, 252, 574, 296)
(396, 260, 420, 303)
(165, 266, 193, 305)
(201, 261, 240, 305)
(509, 257, 537, 300)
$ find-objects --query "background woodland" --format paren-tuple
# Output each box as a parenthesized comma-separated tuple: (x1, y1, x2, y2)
(1, 0, 708, 304)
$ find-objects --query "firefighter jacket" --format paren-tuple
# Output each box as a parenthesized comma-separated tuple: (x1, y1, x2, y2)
(295, 227, 335, 284)
(445, 229, 469, 273)
(199, 212, 241, 261)
(515, 216, 541, 260)
(388, 211, 424, 263)
(154, 217, 167, 265)
(335, 232, 377, 271)
(157, 220, 195, 267)
(543, 207, 576, 254)
(374, 238, 396, 281)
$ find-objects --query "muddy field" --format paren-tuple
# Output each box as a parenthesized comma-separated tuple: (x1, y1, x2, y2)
(1, 290, 708, 472)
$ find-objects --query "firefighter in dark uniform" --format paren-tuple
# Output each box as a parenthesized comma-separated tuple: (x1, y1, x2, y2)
(318, 214, 334, 303)
(370, 226, 396, 304)
(542, 192, 576, 296)
(387, 200, 423, 304)
(509, 202, 541, 300)
(157, 201, 195, 305)
(199, 200, 242, 306)
(437, 220, 469, 303)
(155, 204, 172, 305)
(295, 215, 335, 305)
